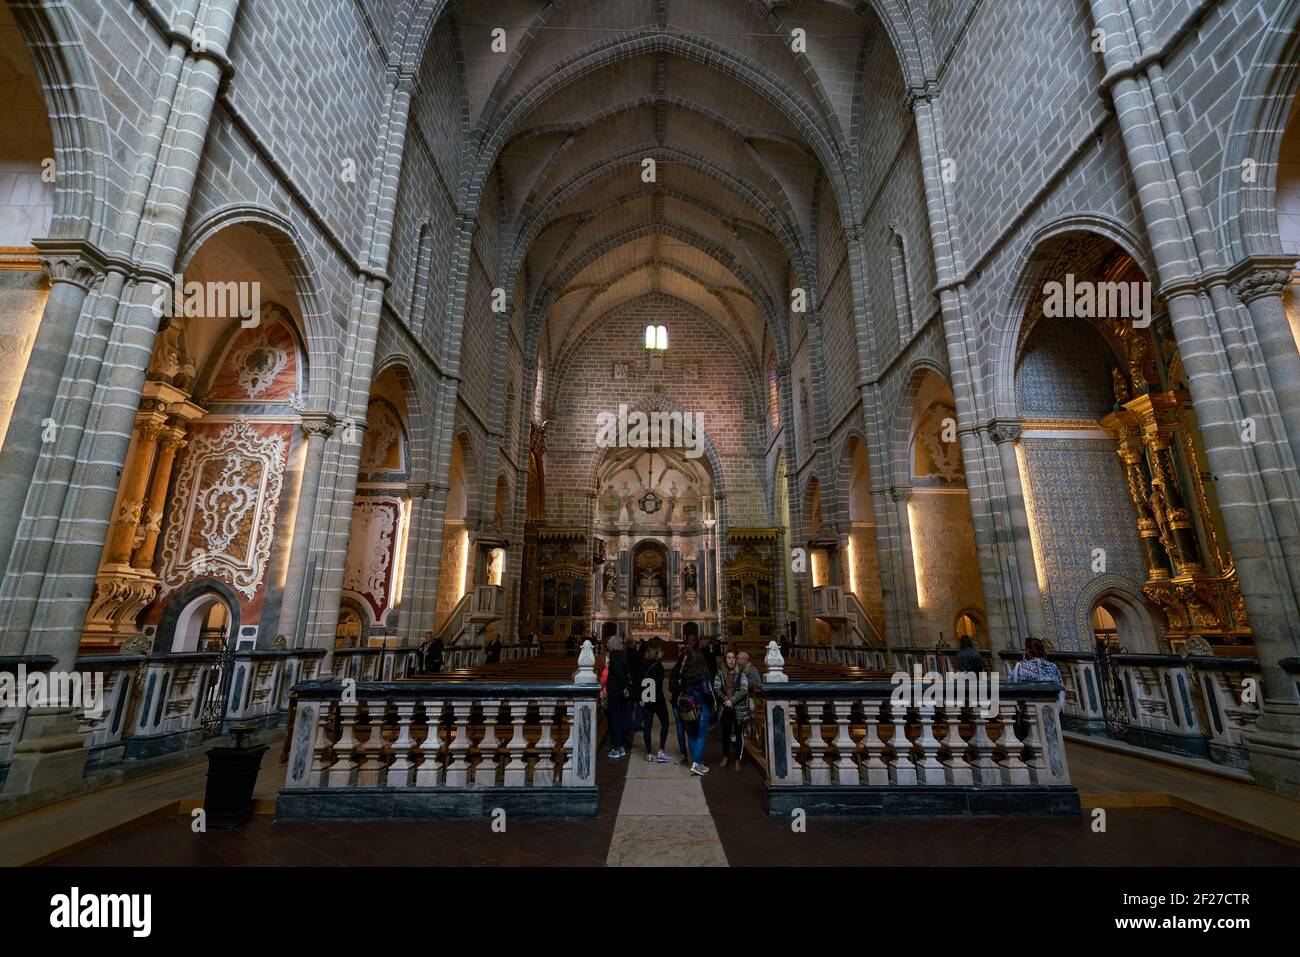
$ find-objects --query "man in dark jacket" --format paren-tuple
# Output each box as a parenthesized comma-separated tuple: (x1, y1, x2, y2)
(701, 635, 719, 681)
(605, 636, 633, 759)
(484, 635, 502, 664)
(955, 635, 983, 674)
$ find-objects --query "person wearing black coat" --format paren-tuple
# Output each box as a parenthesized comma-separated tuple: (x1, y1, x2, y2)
(639, 646, 670, 762)
(955, 635, 983, 674)
(605, 637, 632, 759)
(627, 637, 646, 751)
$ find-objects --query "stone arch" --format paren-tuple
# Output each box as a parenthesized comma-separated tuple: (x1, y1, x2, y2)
(6, 0, 112, 243)
(1218, 0, 1300, 260)
(154, 579, 243, 654)
(992, 215, 1159, 420)
(1074, 574, 1162, 655)
(371, 355, 429, 482)
(582, 393, 728, 501)
(176, 204, 337, 407)
(889, 358, 950, 486)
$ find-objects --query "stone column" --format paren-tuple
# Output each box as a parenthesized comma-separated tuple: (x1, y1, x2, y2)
(890, 485, 924, 642)
(131, 425, 187, 570)
(276, 412, 336, 645)
(1234, 263, 1300, 473)
(988, 420, 1046, 643)
(1088, 0, 1300, 793)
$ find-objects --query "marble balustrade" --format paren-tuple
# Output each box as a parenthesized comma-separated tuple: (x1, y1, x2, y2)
(277, 679, 600, 820)
(755, 680, 1079, 816)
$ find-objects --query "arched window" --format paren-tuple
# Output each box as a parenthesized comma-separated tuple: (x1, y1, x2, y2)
(768, 368, 780, 429)
(889, 228, 914, 338)
(644, 324, 668, 350)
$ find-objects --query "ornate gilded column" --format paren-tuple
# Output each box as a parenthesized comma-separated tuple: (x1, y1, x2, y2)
(131, 424, 187, 570)
(103, 415, 167, 567)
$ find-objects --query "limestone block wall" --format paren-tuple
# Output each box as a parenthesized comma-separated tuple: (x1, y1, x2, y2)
(546, 294, 767, 528)
(908, 488, 983, 643)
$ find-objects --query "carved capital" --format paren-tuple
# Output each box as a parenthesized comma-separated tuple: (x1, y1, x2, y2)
(988, 418, 1022, 445)
(299, 412, 337, 439)
(1234, 268, 1293, 305)
(33, 239, 106, 292)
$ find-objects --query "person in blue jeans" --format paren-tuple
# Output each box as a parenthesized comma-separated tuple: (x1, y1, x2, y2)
(675, 642, 715, 776)
(669, 637, 696, 764)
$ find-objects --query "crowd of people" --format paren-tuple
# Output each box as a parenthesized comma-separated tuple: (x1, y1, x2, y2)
(599, 634, 763, 777)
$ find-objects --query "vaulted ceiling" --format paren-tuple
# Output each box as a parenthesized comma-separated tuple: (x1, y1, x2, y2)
(402, 0, 911, 368)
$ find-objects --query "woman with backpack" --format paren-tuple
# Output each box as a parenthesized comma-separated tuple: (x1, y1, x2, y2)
(713, 649, 750, 772)
(675, 641, 716, 776)
(669, 637, 694, 764)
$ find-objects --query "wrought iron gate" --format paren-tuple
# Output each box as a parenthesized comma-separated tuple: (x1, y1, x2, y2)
(1095, 641, 1134, 738)
(199, 636, 237, 737)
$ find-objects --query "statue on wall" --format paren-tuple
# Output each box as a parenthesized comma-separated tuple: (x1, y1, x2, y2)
(602, 561, 617, 596)
(683, 560, 697, 595)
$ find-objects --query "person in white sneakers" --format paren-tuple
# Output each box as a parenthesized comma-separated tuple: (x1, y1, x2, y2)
(639, 645, 671, 763)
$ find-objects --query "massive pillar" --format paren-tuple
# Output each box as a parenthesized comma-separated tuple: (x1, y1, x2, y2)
(1, 0, 245, 798)
(1089, 0, 1300, 794)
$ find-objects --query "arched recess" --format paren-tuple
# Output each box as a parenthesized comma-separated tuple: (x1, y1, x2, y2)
(901, 368, 983, 646)
(1217, 0, 1300, 263)
(841, 434, 884, 639)
(84, 220, 312, 654)
(155, 580, 243, 654)
(1075, 575, 1161, 656)
(1009, 229, 1248, 654)
(340, 363, 414, 638)
(434, 431, 475, 631)
(0, 1, 110, 445)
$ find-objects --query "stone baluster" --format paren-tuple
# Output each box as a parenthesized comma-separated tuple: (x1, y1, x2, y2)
(386, 701, 416, 787)
(1021, 703, 1048, 784)
(503, 699, 529, 787)
(415, 699, 444, 787)
(356, 700, 387, 787)
(327, 701, 359, 788)
(915, 700, 946, 785)
(968, 705, 1000, 785)
(533, 698, 556, 786)
(474, 699, 500, 787)
(561, 702, 577, 785)
(444, 701, 473, 787)
(832, 700, 859, 785)
(887, 701, 918, 785)
(861, 700, 890, 785)
(804, 700, 831, 785)
(311, 704, 335, 787)
(997, 701, 1031, 785)
(942, 703, 973, 786)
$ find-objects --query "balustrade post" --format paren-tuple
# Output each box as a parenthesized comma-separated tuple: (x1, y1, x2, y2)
(327, 701, 359, 788)
(386, 702, 415, 787)
(916, 700, 946, 785)
(998, 701, 1031, 785)
(804, 701, 831, 785)
(533, 698, 556, 786)
(445, 701, 473, 787)
(356, 701, 387, 787)
(415, 700, 444, 787)
(861, 700, 890, 785)
(942, 703, 974, 786)
(503, 700, 529, 787)
(832, 700, 860, 785)
(475, 699, 501, 787)
(887, 701, 918, 785)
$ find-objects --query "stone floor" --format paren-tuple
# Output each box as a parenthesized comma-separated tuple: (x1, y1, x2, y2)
(30, 715, 1300, 868)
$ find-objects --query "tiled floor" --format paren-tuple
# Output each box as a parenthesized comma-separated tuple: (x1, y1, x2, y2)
(41, 728, 1300, 868)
